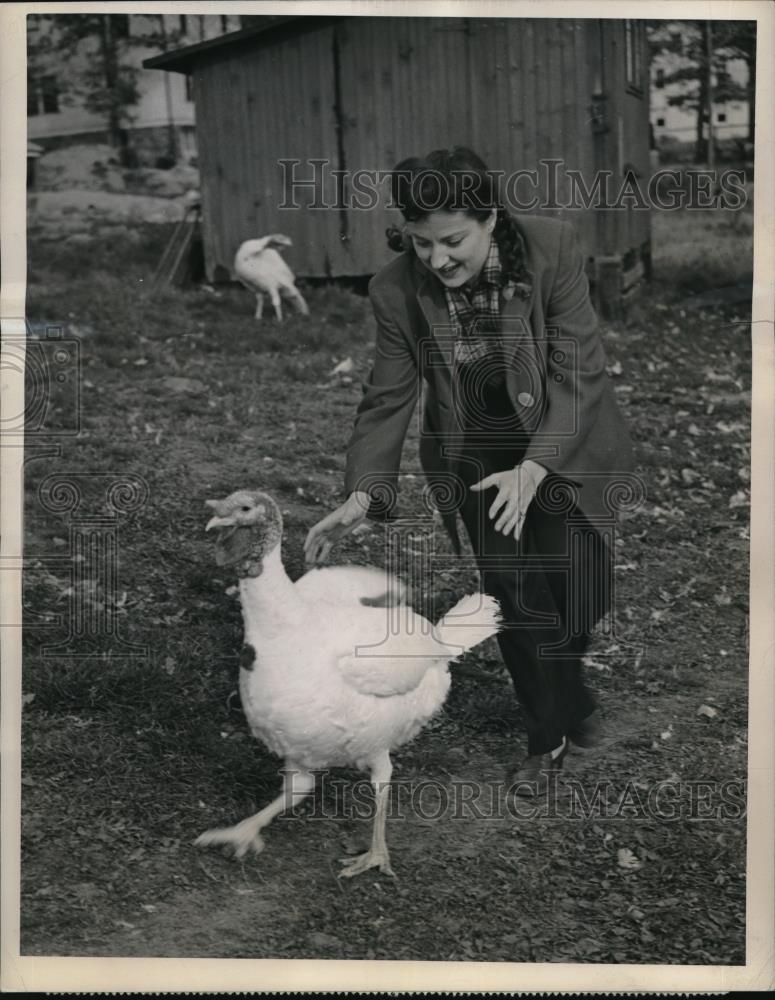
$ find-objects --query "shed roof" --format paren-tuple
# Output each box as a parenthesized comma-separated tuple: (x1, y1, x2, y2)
(143, 15, 338, 73)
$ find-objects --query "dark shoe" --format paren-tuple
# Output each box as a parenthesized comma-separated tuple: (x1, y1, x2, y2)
(568, 709, 603, 749)
(508, 739, 568, 799)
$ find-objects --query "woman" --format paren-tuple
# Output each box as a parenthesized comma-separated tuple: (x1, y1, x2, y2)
(304, 147, 634, 793)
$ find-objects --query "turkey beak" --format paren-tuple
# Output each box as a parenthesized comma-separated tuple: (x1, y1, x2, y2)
(205, 498, 234, 532)
(205, 515, 235, 532)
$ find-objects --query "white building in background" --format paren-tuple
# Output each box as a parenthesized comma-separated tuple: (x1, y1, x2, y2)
(27, 13, 241, 163)
(649, 22, 750, 150)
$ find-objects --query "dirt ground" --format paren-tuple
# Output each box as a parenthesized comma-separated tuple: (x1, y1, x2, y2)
(19, 201, 751, 964)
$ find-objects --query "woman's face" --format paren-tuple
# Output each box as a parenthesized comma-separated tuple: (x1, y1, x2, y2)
(404, 209, 496, 288)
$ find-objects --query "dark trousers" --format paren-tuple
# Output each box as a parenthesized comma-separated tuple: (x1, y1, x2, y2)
(455, 453, 611, 756)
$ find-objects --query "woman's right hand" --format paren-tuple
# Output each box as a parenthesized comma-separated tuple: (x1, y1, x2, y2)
(304, 491, 371, 566)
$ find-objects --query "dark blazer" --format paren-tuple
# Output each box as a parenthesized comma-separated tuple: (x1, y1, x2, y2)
(344, 216, 635, 546)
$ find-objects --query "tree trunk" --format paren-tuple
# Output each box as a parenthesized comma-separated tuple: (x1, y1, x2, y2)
(100, 15, 122, 149)
(705, 21, 714, 169)
(694, 76, 707, 163)
(746, 50, 756, 144)
(694, 22, 715, 164)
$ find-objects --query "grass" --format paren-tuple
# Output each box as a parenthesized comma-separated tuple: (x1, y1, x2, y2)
(650, 188, 754, 295)
(19, 205, 752, 963)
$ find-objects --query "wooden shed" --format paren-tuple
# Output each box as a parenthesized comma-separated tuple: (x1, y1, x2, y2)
(146, 15, 652, 314)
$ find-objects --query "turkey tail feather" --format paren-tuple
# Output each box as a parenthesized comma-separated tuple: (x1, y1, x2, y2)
(433, 593, 502, 656)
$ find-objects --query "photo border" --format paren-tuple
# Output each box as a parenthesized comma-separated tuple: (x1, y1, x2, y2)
(2, 0, 773, 991)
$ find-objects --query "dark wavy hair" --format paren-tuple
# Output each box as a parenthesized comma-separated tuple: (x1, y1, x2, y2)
(385, 146, 532, 294)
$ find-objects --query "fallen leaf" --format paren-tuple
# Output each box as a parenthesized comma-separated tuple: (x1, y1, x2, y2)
(451, 842, 480, 860)
(697, 704, 718, 719)
(309, 931, 342, 948)
(704, 369, 735, 383)
(162, 376, 206, 395)
(72, 882, 103, 900)
(617, 848, 642, 871)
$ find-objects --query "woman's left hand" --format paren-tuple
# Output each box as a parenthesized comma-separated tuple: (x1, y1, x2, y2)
(470, 460, 548, 539)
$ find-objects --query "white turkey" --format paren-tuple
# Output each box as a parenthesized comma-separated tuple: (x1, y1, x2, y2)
(195, 489, 502, 877)
(233, 234, 309, 321)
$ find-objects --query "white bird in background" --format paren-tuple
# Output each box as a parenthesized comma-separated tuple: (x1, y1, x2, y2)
(195, 490, 502, 878)
(233, 234, 310, 321)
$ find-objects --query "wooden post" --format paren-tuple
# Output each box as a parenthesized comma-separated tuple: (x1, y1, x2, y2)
(594, 255, 623, 320)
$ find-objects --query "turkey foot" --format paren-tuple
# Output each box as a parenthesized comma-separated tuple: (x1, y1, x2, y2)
(339, 847, 396, 878)
(194, 820, 266, 859)
(194, 767, 314, 861)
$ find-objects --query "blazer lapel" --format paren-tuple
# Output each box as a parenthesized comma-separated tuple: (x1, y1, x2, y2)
(500, 278, 535, 337)
(413, 256, 449, 345)
(500, 277, 546, 427)
(413, 261, 462, 435)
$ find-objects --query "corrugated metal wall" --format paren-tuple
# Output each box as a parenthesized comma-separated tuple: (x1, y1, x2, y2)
(192, 17, 650, 280)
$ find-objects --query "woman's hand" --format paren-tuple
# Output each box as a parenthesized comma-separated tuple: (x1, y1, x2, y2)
(470, 460, 548, 539)
(304, 491, 371, 565)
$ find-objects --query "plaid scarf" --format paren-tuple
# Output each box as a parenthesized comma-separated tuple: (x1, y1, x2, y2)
(444, 238, 511, 367)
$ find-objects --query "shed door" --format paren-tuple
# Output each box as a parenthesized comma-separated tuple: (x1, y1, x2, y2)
(590, 19, 651, 260)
